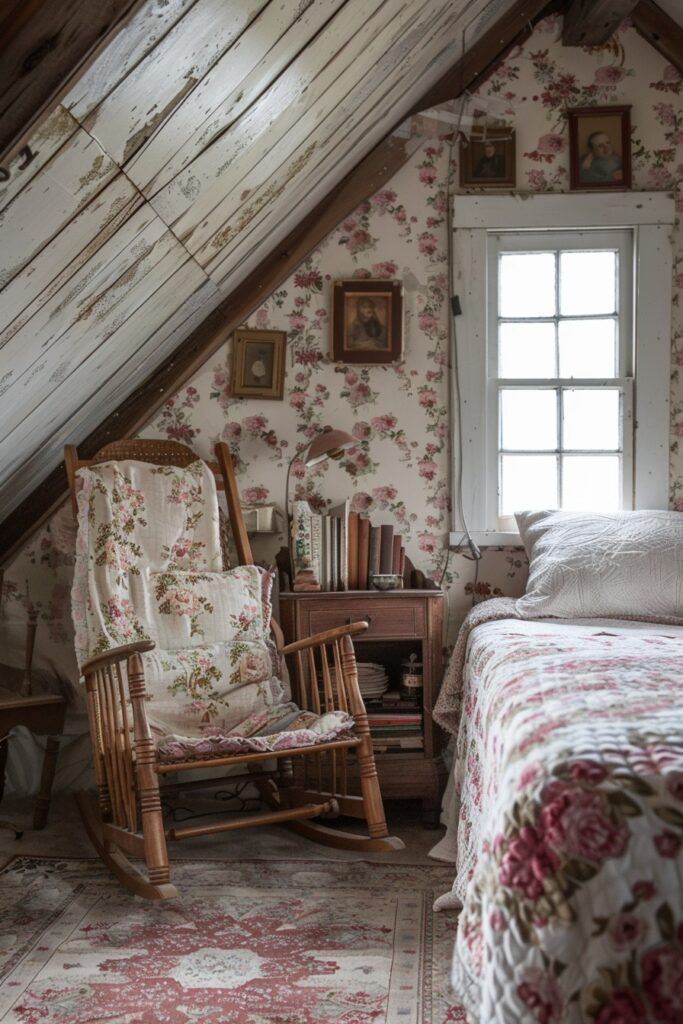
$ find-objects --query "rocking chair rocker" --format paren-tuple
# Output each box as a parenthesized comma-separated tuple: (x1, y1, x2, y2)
(65, 439, 402, 899)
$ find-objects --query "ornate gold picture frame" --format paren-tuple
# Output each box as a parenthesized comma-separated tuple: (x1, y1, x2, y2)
(231, 328, 286, 400)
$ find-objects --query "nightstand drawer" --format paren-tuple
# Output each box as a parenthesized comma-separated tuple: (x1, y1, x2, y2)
(307, 602, 425, 639)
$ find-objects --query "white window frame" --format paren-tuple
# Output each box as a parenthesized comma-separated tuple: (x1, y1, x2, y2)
(491, 228, 633, 529)
(450, 193, 674, 546)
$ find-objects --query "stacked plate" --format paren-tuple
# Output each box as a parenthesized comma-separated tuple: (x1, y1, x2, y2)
(357, 662, 389, 700)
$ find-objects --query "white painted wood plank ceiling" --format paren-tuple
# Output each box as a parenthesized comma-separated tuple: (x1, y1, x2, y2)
(0, 0, 515, 517)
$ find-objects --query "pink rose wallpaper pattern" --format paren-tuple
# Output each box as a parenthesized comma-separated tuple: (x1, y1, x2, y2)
(1, 15, 681, 685)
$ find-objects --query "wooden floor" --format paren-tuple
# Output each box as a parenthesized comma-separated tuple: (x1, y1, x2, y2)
(0, 792, 446, 867)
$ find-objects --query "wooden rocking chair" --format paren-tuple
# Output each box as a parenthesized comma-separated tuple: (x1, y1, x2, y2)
(65, 439, 402, 899)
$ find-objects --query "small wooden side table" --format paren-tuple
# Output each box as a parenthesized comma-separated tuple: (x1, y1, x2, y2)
(279, 588, 445, 826)
(0, 694, 67, 832)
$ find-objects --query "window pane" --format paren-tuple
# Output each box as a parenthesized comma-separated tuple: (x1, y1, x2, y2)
(501, 389, 557, 450)
(563, 389, 620, 450)
(500, 253, 555, 317)
(559, 319, 617, 378)
(500, 455, 558, 516)
(500, 322, 556, 378)
(560, 251, 616, 315)
(562, 455, 621, 511)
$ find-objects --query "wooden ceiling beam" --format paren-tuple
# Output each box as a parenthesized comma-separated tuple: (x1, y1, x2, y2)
(410, 0, 557, 111)
(0, 0, 147, 165)
(0, 0, 557, 565)
(562, 0, 639, 45)
(632, 0, 683, 74)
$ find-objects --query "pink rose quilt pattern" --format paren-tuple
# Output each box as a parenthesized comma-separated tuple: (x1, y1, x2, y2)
(446, 616, 683, 1024)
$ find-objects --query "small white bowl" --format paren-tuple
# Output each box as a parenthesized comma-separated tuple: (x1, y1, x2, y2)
(370, 573, 402, 591)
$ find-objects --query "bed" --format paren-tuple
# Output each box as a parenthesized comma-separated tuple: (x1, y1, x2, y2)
(433, 510, 683, 1024)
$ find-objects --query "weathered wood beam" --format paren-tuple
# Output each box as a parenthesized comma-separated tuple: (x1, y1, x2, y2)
(0, 0, 147, 165)
(562, 0, 639, 45)
(410, 0, 558, 112)
(0, 0, 557, 565)
(632, 0, 683, 74)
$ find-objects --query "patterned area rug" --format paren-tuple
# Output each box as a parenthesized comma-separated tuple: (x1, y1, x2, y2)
(0, 856, 466, 1023)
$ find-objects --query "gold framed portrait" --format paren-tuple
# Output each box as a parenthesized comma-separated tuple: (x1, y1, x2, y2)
(231, 328, 286, 399)
(568, 106, 632, 191)
(459, 128, 516, 189)
(331, 279, 403, 364)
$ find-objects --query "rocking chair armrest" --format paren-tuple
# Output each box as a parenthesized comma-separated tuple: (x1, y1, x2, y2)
(80, 640, 156, 677)
(280, 621, 369, 655)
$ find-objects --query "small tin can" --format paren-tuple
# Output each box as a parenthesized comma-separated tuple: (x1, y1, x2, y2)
(400, 653, 423, 702)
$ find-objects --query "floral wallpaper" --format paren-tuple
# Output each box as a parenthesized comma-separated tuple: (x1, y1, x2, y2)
(1, 14, 681, 689)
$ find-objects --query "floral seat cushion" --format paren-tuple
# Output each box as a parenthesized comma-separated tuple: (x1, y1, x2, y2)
(156, 709, 355, 763)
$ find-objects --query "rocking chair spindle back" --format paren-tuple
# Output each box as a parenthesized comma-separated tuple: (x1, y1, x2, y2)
(65, 439, 401, 899)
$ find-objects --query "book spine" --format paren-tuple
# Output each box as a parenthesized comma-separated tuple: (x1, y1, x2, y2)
(321, 515, 332, 591)
(347, 511, 359, 590)
(367, 526, 381, 586)
(339, 503, 349, 591)
(391, 534, 402, 575)
(357, 516, 370, 591)
(379, 524, 394, 574)
(310, 513, 322, 587)
(331, 517, 339, 591)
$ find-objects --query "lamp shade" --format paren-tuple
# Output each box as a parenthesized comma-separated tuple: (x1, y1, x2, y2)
(304, 428, 357, 467)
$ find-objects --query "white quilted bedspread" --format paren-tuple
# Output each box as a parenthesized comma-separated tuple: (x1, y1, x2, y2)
(448, 617, 683, 1024)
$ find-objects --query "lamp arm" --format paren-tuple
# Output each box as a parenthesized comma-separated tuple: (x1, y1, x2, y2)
(284, 453, 295, 544)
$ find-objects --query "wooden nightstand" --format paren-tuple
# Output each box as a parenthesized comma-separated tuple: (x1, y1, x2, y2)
(279, 589, 446, 826)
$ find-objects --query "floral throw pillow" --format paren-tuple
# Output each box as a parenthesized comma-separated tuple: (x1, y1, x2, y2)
(145, 564, 268, 650)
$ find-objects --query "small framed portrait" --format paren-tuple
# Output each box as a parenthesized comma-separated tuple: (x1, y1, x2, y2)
(332, 279, 403, 364)
(231, 328, 286, 399)
(568, 106, 631, 191)
(459, 128, 516, 189)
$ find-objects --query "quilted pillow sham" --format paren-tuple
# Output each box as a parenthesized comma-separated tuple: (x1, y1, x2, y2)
(515, 509, 683, 620)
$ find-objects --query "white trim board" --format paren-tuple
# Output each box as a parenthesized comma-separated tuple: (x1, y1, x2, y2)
(452, 191, 676, 229)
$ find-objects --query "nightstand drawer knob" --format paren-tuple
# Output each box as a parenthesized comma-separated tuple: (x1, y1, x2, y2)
(347, 615, 372, 627)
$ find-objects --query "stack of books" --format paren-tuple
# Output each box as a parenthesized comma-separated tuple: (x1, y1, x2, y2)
(364, 688, 424, 753)
(291, 499, 406, 591)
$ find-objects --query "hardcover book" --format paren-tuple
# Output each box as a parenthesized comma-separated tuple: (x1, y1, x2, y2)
(321, 515, 333, 591)
(367, 526, 381, 586)
(391, 534, 402, 575)
(379, 524, 394, 574)
(329, 499, 350, 590)
(357, 517, 370, 590)
(347, 511, 360, 590)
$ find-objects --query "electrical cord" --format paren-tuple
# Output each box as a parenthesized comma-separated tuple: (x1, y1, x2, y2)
(444, 108, 482, 566)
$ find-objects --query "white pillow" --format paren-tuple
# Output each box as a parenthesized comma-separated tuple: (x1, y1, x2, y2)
(515, 509, 683, 620)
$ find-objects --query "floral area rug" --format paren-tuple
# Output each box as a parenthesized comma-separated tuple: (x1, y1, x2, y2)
(0, 857, 466, 1024)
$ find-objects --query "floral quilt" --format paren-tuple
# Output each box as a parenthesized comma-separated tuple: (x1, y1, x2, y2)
(441, 612, 683, 1024)
(71, 459, 352, 758)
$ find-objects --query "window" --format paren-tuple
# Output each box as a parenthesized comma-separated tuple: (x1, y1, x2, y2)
(492, 230, 632, 531)
(451, 194, 674, 545)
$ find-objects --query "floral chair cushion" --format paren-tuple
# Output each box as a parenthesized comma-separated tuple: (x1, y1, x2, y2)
(71, 458, 353, 752)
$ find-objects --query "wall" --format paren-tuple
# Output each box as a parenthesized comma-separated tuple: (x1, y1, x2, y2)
(1, 14, 681, 687)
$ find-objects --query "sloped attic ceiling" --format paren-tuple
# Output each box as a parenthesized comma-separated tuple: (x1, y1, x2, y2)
(0, 0, 681, 562)
(0, 0, 528, 535)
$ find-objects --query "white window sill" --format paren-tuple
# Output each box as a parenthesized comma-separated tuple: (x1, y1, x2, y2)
(449, 531, 524, 549)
